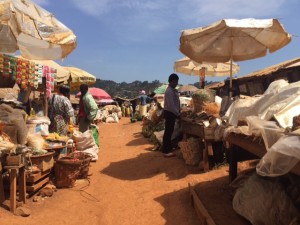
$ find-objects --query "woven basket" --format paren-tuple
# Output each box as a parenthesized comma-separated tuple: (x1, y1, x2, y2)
(69, 152, 92, 179)
(178, 138, 203, 166)
(55, 158, 82, 188)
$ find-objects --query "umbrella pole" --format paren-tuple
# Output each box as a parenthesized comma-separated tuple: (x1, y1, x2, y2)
(229, 58, 233, 98)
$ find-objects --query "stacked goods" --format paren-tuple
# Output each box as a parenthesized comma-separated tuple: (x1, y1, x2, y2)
(192, 89, 211, 113)
(178, 137, 203, 166)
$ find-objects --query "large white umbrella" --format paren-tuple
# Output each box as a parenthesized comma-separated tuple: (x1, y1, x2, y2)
(180, 18, 291, 96)
(174, 56, 240, 88)
(0, 0, 77, 60)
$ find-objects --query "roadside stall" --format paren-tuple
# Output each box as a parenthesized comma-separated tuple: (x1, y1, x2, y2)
(0, 55, 99, 215)
(193, 79, 300, 225)
(179, 89, 223, 171)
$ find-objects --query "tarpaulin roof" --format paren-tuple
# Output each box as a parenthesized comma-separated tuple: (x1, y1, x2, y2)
(63, 67, 96, 91)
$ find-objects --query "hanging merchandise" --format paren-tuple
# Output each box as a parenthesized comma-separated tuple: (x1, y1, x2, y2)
(0, 54, 17, 88)
(9, 56, 17, 81)
(3, 54, 11, 78)
(43, 65, 52, 98)
(16, 58, 29, 90)
(35, 63, 43, 85)
(28, 62, 39, 89)
(50, 67, 57, 91)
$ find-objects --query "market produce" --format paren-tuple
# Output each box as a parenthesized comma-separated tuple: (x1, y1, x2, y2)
(142, 120, 164, 138)
(192, 89, 211, 113)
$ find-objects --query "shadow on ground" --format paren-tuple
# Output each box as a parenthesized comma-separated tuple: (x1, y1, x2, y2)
(126, 132, 148, 146)
(190, 175, 251, 225)
(154, 186, 199, 225)
(154, 173, 251, 225)
(100, 151, 201, 181)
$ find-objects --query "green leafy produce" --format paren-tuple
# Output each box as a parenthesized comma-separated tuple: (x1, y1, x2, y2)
(192, 89, 211, 102)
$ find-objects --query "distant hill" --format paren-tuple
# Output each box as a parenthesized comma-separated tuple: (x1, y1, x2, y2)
(93, 79, 214, 99)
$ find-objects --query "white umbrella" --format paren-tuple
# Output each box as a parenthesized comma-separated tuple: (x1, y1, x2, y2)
(174, 56, 240, 88)
(180, 18, 291, 96)
(0, 0, 77, 60)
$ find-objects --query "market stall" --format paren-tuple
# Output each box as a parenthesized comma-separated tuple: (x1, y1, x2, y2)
(179, 89, 224, 171)
(207, 79, 300, 224)
(0, 54, 101, 214)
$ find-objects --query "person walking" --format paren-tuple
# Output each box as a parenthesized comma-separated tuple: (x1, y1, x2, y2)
(162, 73, 180, 157)
(78, 84, 98, 133)
(48, 85, 74, 136)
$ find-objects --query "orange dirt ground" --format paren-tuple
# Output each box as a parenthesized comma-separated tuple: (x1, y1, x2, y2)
(0, 117, 249, 225)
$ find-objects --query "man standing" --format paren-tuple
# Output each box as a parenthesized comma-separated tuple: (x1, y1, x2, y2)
(162, 73, 180, 157)
(78, 84, 98, 132)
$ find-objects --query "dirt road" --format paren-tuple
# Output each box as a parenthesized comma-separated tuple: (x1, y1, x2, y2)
(1, 117, 229, 225)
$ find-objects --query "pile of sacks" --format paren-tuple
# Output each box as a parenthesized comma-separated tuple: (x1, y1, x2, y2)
(96, 105, 122, 123)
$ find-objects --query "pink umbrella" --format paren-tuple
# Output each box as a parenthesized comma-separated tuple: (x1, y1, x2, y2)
(76, 87, 111, 100)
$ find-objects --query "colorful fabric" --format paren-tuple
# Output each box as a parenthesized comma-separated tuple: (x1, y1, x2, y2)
(48, 94, 74, 135)
(49, 114, 68, 135)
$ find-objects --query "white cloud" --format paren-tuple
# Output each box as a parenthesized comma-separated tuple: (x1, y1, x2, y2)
(177, 0, 288, 25)
(68, 0, 293, 42)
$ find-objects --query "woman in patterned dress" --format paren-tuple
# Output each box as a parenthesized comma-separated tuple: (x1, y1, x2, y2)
(48, 85, 74, 135)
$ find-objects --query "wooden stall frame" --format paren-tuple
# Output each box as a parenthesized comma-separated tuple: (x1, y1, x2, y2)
(189, 183, 217, 225)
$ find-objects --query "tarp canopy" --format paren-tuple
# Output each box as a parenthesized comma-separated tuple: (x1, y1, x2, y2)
(76, 87, 111, 100)
(0, 0, 77, 60)
(63, 67, 96, 91)
(154, 84, 179, 94)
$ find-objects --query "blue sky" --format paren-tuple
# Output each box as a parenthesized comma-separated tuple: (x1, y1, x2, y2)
(33, 0, 300, 85)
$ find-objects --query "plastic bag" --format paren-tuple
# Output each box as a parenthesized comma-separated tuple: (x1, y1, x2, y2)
(256, 135, 300, 177)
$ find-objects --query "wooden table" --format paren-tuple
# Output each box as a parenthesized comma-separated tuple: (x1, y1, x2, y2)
(3, 164, 26, 213)
(225, 133, 300, 182)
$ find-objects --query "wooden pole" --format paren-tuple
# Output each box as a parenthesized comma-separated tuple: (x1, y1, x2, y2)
(43, 77, 48, 117)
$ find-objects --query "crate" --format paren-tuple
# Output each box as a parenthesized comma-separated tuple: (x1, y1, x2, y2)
(6, 155, 22, 166)
(26, 169, 51, 194)
(27, 151, 55, 172)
